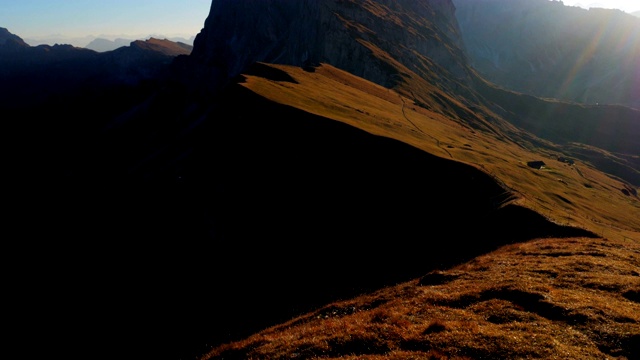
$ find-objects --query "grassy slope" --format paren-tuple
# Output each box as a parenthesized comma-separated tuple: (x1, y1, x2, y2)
(241, 63, 640, 241)
(196, 62, 640, 359)
(205, 236, 639, 359)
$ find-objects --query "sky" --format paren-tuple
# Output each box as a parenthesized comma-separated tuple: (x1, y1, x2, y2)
(1, 0, 638, 46)
(0, 0, 212, 44)
(560, 0, 640, 13)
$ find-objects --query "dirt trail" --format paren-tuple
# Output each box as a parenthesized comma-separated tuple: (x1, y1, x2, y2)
(399, 94, 453, 159)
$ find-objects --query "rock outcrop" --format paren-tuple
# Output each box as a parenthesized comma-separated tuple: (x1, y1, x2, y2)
(189, 0, 471, 94)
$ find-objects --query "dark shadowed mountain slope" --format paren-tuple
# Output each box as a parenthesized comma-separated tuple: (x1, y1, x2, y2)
(0, 30, 192, 108)
(454, 0, 640, 109)
(0, 27, 30, 48)
(152, 1, 638, 357)
(4, 1, 639, 360)
(36, 62, 610, 360)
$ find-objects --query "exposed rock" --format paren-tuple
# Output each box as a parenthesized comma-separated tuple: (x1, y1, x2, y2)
(189, 0, 471, 94)
(454, 0, 640, 109)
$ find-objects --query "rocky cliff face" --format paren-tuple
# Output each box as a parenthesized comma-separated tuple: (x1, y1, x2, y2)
(179, 0, 639, 186)
(454, 0, 640, 109)
(189, 0, 471, 94)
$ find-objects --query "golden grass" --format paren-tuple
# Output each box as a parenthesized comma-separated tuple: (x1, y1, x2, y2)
(240, 63, 640, 241)
(198, 62, 640, 359)
(202, 236, 639, 359)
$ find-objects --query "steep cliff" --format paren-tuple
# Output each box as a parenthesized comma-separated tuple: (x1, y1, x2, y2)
(189, 0, 471, 98)
(180, 0, 639, 186)
(455, 0, 640, 109)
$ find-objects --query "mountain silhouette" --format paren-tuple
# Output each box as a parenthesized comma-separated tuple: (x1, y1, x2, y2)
(0, 31, 192, 109)
(84, 37, 194, 54)
(3, 1, 639, 360)
(0, 27, 30, 48)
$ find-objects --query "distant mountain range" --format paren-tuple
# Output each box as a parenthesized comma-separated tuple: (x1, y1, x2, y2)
(23, 33, 196, 49)
(0, 28, 192, 108)
(84, 35, 196, 52)
(84, 37, 134, 52)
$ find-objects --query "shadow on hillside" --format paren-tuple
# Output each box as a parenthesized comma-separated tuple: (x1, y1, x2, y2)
(33, 81, 596, 360)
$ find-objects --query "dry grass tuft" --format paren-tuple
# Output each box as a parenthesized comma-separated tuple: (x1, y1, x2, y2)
(201, 237, 639, 359)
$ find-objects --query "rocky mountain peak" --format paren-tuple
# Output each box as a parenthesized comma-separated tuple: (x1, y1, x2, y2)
(189, 0, 470, 94)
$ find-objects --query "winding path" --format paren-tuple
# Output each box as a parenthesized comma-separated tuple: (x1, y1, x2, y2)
(399, 93, 453, 159)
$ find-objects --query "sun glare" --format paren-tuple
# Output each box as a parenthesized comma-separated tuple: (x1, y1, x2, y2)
(555, 5, 640, 106)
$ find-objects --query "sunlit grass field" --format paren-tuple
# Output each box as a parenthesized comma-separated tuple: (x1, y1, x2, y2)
(195, 62, 640, 360)
(241, 63, 640, 242)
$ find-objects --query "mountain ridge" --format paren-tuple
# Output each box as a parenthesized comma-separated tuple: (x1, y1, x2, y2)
(0, 27, 29, 47)
(0, 30, 192, 108)
(85, 35, 196, 52)
(2, 1, 639, 360)
(179, 0, 639, 186)
(171, 0, 639, 358)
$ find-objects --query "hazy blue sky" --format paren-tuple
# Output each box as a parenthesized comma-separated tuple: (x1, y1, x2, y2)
(1, 0, 211, 40)
(1, 0, 638, 43)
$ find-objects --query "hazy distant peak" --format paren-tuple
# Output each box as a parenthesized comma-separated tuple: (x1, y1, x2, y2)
(85, 37, 133, 52)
